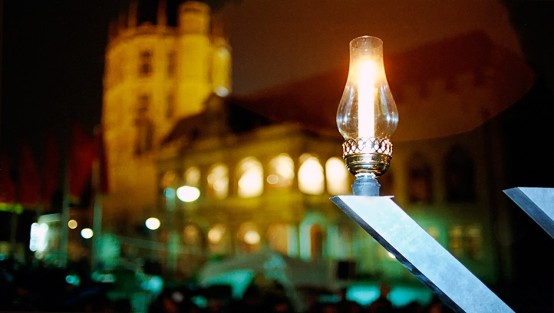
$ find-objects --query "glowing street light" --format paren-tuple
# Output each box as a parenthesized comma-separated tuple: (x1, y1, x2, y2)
(145, 217, 161, 230)
(80, 228, 94, 239)
(176, 185, 201, 203)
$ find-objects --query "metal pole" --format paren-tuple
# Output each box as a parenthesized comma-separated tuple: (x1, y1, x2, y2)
(165, 188, 178, 274)
(91, 185, 102, 271)
(59, 130, 70, 267)
(503, 187, 554, 312)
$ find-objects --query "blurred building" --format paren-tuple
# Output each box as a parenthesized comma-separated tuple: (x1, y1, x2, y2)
(101, 0, 231, 232)
(97, 0, 552, 311)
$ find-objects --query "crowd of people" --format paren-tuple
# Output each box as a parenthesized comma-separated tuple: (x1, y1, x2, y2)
(148, 282, 455, 313)
(1, 256, 453, 313)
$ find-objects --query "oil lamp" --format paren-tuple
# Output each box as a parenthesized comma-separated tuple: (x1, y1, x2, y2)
(337, 35, 398, 196)
(331, 37, 514, 313)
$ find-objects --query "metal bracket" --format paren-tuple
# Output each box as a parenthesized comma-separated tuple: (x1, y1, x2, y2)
(503, 187, 554, 239)
(330, 195, 514, 313)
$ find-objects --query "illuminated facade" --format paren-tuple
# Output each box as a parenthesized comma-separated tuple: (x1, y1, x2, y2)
(153, 99, 506, 285)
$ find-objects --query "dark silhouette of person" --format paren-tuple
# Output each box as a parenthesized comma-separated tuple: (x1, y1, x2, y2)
(367, 283, 394, 313)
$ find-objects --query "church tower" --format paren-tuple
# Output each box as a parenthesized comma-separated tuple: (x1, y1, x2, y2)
(101, 0, 231, 232)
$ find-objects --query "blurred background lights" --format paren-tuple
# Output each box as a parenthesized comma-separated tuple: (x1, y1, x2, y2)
(80, 228, 94, 239)
(65, 274, 81, 286)
(67, 219, 78, 229)
(145, 217, 161, 230)
(208, 226, 224, 243)
(176, 185, 201, 202)
(243, 230, 260, 245)
(29, 222, 49, 252)
(164, 187, 176, 199)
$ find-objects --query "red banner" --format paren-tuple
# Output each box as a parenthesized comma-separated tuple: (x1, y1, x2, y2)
(17, 143, 41, 207)
(0, 152, 16, 204)
(42, 134, 61, 207)
(69, 123, 97, 202)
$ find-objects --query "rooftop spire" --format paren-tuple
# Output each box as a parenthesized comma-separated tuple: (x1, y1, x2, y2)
(157, 0, 167, 26)
(128, 0, 138, 28)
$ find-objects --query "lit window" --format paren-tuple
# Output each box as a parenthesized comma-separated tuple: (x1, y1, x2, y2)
(449, 225, 463, 257)
(237, 157, 263, 198)
(267, 154, 294, 190)
(184, 166, 201, 187)
(465, 225, 483, 260)
(183, 224, 202, 247)
(208, 224, 230, 255)
(325, 157, 350, 195)
(298, 154, 324, 195)
(207, 163, 228, 199)
(237, 222, 261, 253)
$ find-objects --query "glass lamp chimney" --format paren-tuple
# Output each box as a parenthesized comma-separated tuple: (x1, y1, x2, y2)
(336, 36, 398, 196)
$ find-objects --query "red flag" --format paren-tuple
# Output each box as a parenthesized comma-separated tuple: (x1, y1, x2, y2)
(0, 152, 16, 205)
(42, 134, 61, 206)
(69, 123, 97, 202)
(17, 143, 41, 207)
(94, 126, 110, 194)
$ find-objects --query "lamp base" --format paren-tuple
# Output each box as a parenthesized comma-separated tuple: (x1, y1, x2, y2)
(352, 174, 380, 196)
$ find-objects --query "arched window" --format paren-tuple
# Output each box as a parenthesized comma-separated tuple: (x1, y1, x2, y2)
(183, 224, 204, 248)
(207, 223, 231, 256)
(266, 154, 294, 191)
(139, 50, 153, 77)
(134, 95, 154, 155)
(310, 224, 324, 261)
(237, 222, 261, 253)
(237, 157, 263, 198)
(207, 163, 228, 199)
(298, 154, 324, 195)
(184, 166, 201, 187)
(407, 153, 433, 203)
(444, 145, 476, 202)
(325, 157, 350, 195)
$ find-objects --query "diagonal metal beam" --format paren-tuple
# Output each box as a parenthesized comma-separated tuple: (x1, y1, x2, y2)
(330, 195, 514, 313)
(503, 187, 554, 239)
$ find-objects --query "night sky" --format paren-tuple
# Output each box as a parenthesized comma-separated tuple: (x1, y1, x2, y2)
(2, 0, 554, 155)
(1, 1, 123, 152)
